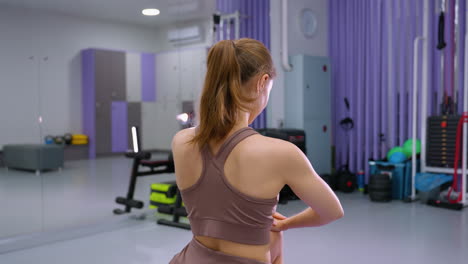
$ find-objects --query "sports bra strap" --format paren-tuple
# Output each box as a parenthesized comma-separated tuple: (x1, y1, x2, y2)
(215, 127, 258, 164)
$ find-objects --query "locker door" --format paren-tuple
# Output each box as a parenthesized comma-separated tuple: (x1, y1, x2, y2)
(95, 101, 112, 155)
(95, 50, 126, 101)
(127, 102, 141, 150)
(141, 102, 158, 150)
(125, 53, 142, 102)
(284, 55, 304, 129)
(156, 52, 180, 102)
(111, 101, 128, 153)
(303, 57, 331, 121)
(303, 118, 331, 174)
(95, 50, 113, 103)
(110, 51, 126, 101)
(141, 102, 179, 151)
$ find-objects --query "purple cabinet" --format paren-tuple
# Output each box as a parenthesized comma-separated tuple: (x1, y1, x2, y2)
(111, 102, 128, 153)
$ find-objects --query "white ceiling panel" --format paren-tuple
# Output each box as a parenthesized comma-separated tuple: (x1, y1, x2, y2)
(0, 0, 216, 27)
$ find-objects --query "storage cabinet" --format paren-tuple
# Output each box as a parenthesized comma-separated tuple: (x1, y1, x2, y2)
(82, 49, 150, 158)
(285, 55, 331, 174)
(82, 47, 206, 158)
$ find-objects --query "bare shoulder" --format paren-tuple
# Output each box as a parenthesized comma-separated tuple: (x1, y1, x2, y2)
(172, 128, 197, 152)
(241, 134, 305, 164)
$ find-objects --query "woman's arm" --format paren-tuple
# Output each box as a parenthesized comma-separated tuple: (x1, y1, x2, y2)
(275, 143, 344, 230)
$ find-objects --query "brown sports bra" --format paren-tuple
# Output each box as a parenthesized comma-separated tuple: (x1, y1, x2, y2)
(180, 127, 278, 245)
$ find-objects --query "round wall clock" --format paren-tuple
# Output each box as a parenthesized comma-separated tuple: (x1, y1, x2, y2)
(299, 9, 317, 38)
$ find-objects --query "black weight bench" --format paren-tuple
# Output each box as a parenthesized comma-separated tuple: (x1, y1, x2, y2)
(113, 126, 190, 230)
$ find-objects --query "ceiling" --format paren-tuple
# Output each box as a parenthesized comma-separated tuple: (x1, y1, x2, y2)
(0, 0, 217, 27)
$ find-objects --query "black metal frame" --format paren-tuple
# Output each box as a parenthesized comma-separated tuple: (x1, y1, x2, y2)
(113, 126, 190, 229)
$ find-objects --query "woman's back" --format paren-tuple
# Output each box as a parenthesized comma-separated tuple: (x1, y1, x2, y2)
(169, 38, 343, 264)
(172, 127, 288, 263)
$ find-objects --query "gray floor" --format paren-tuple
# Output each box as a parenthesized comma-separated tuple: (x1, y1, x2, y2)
(0, 154, 173, 238)
(1, 157, 468, 263)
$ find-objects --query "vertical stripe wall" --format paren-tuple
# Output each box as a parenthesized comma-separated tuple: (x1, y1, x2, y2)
(216, 0, 271, 129)
(329, 0, 466, 179)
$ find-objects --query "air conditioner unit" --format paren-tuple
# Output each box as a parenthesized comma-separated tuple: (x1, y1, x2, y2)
(167, 25, 203, 45)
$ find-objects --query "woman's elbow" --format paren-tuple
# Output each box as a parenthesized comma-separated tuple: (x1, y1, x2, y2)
(334, 207, 344, 220)
(320, 208, 344, 226)
(326, 207, 344, 223)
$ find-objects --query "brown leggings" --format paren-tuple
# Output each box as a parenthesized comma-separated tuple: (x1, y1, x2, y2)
(169, 238, 270, 264)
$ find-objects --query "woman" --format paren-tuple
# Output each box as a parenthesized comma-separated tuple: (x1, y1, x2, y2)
(170, 38, 344, 264)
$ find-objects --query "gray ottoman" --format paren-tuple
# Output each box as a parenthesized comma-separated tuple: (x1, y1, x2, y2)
(3, 144, 64, 175)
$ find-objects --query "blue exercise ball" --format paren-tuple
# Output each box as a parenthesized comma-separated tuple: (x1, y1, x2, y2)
(389, 152, 407, 163)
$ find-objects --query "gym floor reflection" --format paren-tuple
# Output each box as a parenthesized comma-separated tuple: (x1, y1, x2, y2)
(1, 158, 467, 264)
(0, 153, 172, 238)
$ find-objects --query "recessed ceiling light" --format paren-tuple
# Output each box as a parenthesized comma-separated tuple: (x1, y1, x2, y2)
(142, 9, 160, 16)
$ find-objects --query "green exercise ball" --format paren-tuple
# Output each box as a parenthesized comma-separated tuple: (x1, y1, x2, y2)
(402, 139, 421, 157)
(387, 146, 404, 160)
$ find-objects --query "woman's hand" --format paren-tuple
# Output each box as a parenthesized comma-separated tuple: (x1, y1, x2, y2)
(271, 212, 289, 232)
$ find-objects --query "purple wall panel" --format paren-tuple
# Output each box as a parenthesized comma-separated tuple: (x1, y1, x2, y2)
(349, 0, 356, 172)
(328, 0, 336, 144)
(365, 0, 372, 164)
(397, 0, 405, 145)
(338, 2, 349, 167)
(336, 0, 345, 167)
(247, 0, 253, 39)
(391, 0, 399, 148)
(426, 0, 433, 115)
(356, 0, 364, 171)
(141, 53, 156, 102)
(364, 0, 371, 169)
(369, 0, 374, 162)
(111, 101, 128, 152)
(407, 0, 415, 139)
(329, 0, 458, 174)
(216, 0, 270, 129)
(380, 1, 388, 159)
(243, 1, 249, 38)
(371, 0, 378, 160)
(354, 0, 360, 170)
(342, 0, 349, 169)
(445, 0, 455, 99)
(82, 49, 96, 159)
(375, 0, 380, 160)
(401, 1, 406, 140)
(430, 0, 438, 116)
(416, 0, 423, 137)
(374, 0, 381, 159)
(458, 0, 466, 114)
(434, 10, 442, 116)
(340, 0, 348, 167)
(331, 0, 336, 166)
(216, 0, 223, 11)
(332, 0, 338, 153)
(254, 0, 258, 43)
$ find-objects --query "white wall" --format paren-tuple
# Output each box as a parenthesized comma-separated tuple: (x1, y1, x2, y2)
(0, 5, 162, 147)
(140, 19, 210, 150)
(0, 0, 327, 148)
(142, 48, 207, 150)
(268, 0, 328, 128)
(154, 19, 213, 52)
(287, 0, 328, 56)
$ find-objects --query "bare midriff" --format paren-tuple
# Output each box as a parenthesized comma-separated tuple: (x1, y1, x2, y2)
(195, 235, 270, 263)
